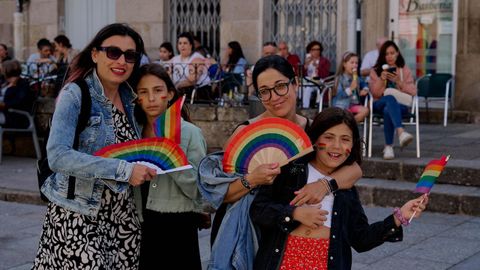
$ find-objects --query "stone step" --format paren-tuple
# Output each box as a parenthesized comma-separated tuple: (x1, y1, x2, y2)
(357, 178, 480, 216)
(362, 157, 480, 187)
(0, 187, 46, 206)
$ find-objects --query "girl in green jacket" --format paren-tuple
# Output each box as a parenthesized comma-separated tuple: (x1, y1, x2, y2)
(135, 63, 207, 270)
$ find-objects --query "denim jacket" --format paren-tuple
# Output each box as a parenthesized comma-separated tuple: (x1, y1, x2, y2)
(332, 74, 368, 110)
(197, 152, 259, 270)
(41, 70, 140, 217)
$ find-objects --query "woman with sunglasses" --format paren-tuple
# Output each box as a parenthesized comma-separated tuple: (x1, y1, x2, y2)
(170, 32, 211, 101)
(33, 23, 156, 269)
(198, 55, 362, 269)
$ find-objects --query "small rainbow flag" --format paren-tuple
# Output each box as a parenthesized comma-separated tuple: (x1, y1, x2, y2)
(415, 155, 449, 194)
(153, 95, 185, 144)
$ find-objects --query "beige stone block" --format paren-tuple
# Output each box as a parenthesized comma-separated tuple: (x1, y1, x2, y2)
(0, 0, 15, 24)
(196, 121, 239, 149)
(221, 20, 261, 62)
(189, 106, 217, 121)
(221, 0, 261, 21)
(454, 54, 480, 111)
(117, 0, 164, 22)
(28, 0, 58, 25)
(217, 107, 248, 122)
(467, 19, 480, 54)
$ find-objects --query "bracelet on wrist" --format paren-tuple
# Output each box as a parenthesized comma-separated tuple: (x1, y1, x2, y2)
(393, 207, 410, 226)
(240, 175, 251, 190)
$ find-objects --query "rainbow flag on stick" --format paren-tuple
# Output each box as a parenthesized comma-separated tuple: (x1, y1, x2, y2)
(153, 95, 185, 144)
(415, 155, 449, 194)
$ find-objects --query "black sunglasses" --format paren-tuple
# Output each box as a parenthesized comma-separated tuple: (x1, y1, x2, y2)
(97, 46, 139, 63)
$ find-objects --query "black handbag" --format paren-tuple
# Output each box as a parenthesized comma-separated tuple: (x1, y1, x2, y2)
(36, 79, 91, 202)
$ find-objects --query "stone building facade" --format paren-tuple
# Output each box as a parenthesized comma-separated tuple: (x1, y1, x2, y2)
(0, 0, 479, 119)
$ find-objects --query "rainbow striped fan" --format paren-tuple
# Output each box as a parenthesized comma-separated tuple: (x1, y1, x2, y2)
(94, 137, 192, 174)
(223, 117, 313, 174)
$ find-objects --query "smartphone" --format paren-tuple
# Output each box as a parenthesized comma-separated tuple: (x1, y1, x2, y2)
(387, 67, 396, 73)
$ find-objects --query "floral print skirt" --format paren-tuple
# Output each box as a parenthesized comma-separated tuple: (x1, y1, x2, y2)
(32, 188, 141, 269)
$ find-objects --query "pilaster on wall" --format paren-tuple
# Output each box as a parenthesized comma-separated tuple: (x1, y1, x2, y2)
(361, 0, 389, 55)
(455, 0, 480, 114)
(220, 0, 263, 64)
(116, 0, 168, 59)
(24, 0, 61, 58)
(0, 0, 16, 48)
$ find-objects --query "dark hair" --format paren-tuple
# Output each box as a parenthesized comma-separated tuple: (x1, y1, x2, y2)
(252, 55, 296, 91)
(0, 43, 7, 51)
(305, 107, 362, 169)
(37, 38, 52, 50)
(159, 42, 174, 60)
(2, 60, 22, 78)
(134, 63, 191, 125)
(306, 40, 323, 54)
(263, 41, 277, 47)
(66, 23, 145, 86)
(373, 40, 406, 76)
(226, 41, 245, 67)
(54, 34, 72, 49)
(177, 32, 195, 56)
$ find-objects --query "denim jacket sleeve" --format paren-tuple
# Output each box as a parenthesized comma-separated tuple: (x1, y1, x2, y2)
(197, 152, 242, 209)
(47, 83, 134, 186)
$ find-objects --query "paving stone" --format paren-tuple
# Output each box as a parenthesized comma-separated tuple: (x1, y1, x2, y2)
(396, 236, 480, 264)
(448, 251, 480, 270)
(362, 255, 451, 270)
(440, 221, 480, 241)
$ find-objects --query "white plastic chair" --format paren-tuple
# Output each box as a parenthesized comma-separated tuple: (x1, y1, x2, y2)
(367, 94, 420, 158)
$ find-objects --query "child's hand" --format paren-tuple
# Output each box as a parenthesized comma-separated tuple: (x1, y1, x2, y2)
(292, 205, 328, 229)
(399, 194, 429, 223)
(350, 79, 358, 91)
(359, 89, 369, 96)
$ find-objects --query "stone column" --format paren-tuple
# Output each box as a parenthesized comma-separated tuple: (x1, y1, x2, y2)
(361, 0, 389, 55)
(220, 0, 264, 64)
(13, 11, 25, 61)
(455, 0, 480, 119)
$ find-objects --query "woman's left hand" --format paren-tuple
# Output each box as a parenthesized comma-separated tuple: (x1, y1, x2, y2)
(290, 180, 329, 206)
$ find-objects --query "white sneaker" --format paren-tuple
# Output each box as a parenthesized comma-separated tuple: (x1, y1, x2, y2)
(383, 146, 395, 160)
(399, 131, 413, 149)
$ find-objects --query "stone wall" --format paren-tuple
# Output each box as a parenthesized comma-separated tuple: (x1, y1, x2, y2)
(455, 0, 480, 119)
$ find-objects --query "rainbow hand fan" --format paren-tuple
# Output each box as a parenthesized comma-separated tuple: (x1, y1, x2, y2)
(94, 137, 192, 174)
(223, 117, 313, 174)
(153, 95, 185, 144)
(414, 155, 449, 194)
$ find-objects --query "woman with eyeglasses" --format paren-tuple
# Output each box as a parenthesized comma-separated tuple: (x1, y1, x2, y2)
(197, 55, 362, 269)
(170, 32, 212, 101)
(33, 23, 156, 269)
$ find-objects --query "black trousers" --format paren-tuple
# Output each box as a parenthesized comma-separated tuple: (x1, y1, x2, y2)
(139, 210, 202, 270)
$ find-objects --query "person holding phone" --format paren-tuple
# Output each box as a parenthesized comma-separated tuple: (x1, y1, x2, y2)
(369, 40, 416, 160)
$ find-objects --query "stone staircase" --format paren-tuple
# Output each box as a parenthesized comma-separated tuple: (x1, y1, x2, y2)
(357, 157, 480, 216)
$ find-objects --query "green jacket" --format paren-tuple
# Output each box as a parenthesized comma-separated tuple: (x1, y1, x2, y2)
(135, 119, 207, 218)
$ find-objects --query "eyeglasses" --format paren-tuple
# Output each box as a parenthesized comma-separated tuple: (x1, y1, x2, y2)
(257, 78, 293, 101)
(97, 46, 139, 63)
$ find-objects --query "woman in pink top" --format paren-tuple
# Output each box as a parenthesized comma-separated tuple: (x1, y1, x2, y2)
(369, 40, 416, 160)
